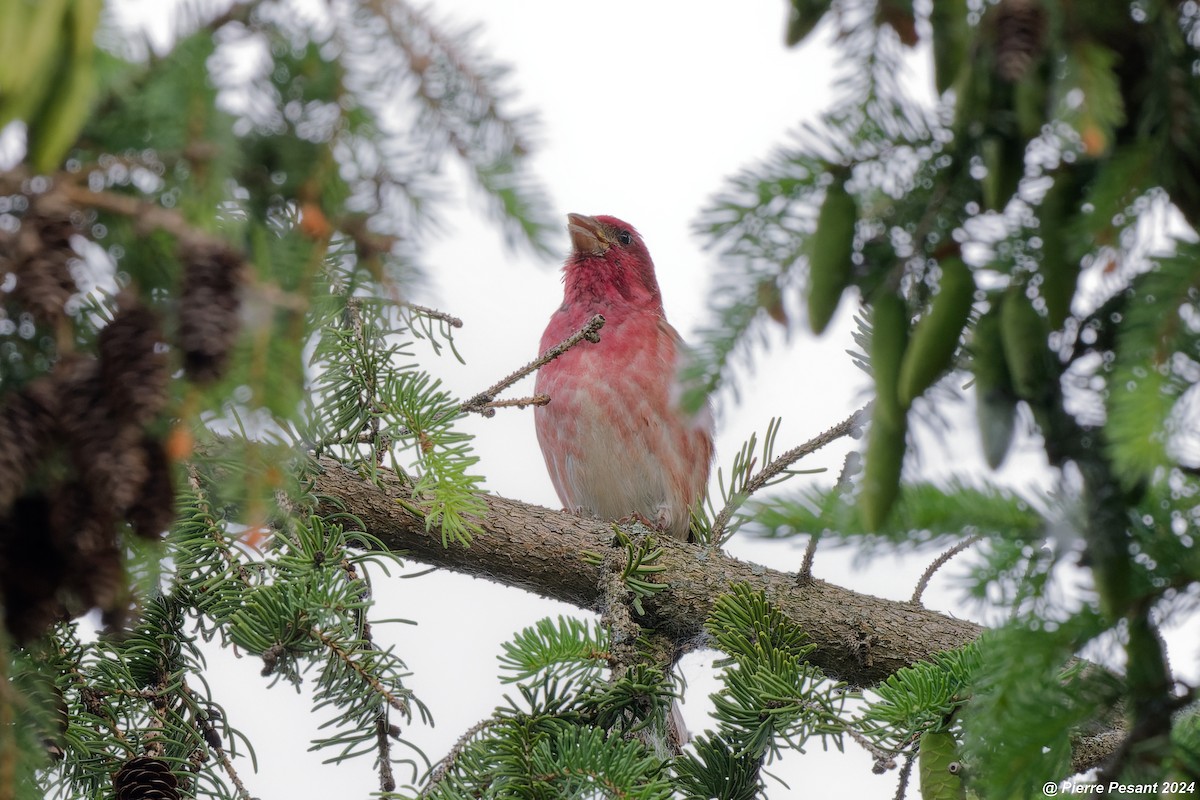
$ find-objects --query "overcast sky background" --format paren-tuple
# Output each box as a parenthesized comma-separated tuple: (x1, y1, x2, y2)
(97, 1, 1193, 798)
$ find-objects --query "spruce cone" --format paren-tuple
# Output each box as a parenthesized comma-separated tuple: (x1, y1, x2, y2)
(992, 0, 1048, 82)
(0, 304, 175, 637)
(99, 303, 170, 427)
(80, 425, 150, 515)
(39, 480, 121, 632)
(9, 204, 79, 325)
(0, 377, 61, 513)
(126, 436, 177, 540)
(56, 357, 150, 515)
(0, 494, 69, 642)
(53, 498, 129, 633)
(178, 242, 244, 383)
(112, 756, 181, 800)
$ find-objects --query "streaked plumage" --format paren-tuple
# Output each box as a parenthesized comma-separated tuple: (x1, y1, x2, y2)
(535, 213, 713, 540)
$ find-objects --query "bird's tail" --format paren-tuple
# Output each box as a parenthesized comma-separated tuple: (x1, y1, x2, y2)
(668, 699, 689, 750)
(640, 699, 689, 759)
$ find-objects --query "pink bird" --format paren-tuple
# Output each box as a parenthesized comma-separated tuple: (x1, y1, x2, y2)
(534, 213, 714, 541)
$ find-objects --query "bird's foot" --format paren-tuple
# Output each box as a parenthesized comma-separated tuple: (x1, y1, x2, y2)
(616, 512, 661, 532)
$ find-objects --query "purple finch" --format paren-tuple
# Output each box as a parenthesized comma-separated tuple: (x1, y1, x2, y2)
(535, 214, 714, 540)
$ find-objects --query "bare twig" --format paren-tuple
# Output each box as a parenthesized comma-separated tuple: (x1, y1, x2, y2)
(836, 450, 862, 490)
(711, 404, 870, 544)
(841, 718, 897, 774)
(180, 682, 253, 800)
(458, 314, 604, 416)
(404, 302, 462, 329)
(892, 746, 918, 800)
(420, 718, 497, 797)
(798, 532, 821, 584)
(475, 394, 550, 414)
(911, 534, 983, 606)
(204, 720, 253, 800)
(800, 451, 864, 582)
(375, 709, 396, 793)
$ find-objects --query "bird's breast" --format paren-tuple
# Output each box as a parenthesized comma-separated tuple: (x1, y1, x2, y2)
(533, 306, 712, 538)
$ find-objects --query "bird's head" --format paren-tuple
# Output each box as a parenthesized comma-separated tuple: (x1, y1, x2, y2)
(563, 213, 662, 307)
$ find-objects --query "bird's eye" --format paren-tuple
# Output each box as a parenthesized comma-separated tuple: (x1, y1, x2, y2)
(617, 230, 633, 245)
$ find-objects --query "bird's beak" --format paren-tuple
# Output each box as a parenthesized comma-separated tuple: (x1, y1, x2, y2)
(567, 213, 610, 255)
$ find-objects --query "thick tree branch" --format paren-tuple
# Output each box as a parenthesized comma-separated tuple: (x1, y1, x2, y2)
(308, 455, 1123, 773)
(309, 455, 1123, 777)
(311, 456, 978, 683)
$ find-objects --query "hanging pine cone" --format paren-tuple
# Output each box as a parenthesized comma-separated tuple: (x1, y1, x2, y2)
(0, 298, 176, 638)
(992, 0, 1048, 82)
(98, 301, 170, 427)
(0, 375, 61, 513)
(43, 476, 136, 630)
(112, 756, 181, 800)
(80, 425, 150, 516)
(9, 199, 79, 326)
(126, 435, 177, 540)
(178, 241, 244, 383)
(0, 493, 69, 642)
(55, 356, 150, 516)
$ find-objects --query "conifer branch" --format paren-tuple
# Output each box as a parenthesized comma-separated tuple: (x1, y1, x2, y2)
(891, 748, 917, 800)
(67, 665, 133, 750)
(711, 404, 870, 544)
(341, 298, 390, 463)
(420, 718, 496, 797)
(186, 691, 252, 800)
(307, 455, 1127, 773)
(312, 628, 410, 715)
(458, 315, 605, 417)
(311, 459, 971, 678)
(404, 303, 463, 330)
(910, 534, 983, 606)
(187, 468, 255, 587)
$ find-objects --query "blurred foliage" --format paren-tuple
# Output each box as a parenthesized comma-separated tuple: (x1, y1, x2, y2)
(0, 0, 551, 797)
(690, 0, 1200, 796)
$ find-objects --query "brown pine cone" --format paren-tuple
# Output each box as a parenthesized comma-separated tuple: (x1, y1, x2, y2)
(178, 242, 244, 383)
(992, 0, 1048, 83)
(0, 376, 61, 513)
(54, 357, 149, 516)
(112, 756, 181, 800)
(44, 480, 124, 624)
(0, 494, 69, 642)
(126, 435, 177, 540)
(9, 206, 79, 325)
(98, 303, 170, 427)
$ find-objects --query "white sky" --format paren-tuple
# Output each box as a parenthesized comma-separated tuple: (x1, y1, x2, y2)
(90, 2, 1194, 798)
